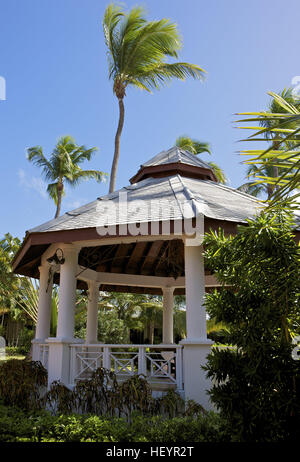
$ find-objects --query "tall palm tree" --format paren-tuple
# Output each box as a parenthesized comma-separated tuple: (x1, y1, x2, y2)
(103, 4, 205, 193)
(175, 135, 227, 183)
(27, 135, 106, 218)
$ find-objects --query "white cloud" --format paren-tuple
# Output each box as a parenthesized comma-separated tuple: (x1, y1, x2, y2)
(65, 199, 87, 210)
(18, 169, 48, 199)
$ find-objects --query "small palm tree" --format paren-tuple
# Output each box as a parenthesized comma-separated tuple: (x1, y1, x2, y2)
(27, 135, 106, 218)
(103, 4, 205, 193)
(175, 135, 226, 183)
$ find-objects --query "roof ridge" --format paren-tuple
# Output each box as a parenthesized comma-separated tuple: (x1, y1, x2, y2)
(178, 175, 207, 219)
(168, 175, 206, 221)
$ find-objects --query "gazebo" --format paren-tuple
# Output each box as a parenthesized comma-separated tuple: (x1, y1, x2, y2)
(12, 146, 262, 408)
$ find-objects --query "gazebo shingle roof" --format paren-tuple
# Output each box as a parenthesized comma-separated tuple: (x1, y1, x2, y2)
(142, 146, 212, 169)
(28, 174, 261, 234)
(12, 146, 299, 289)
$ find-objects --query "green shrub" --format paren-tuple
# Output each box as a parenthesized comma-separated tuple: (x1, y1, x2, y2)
(0, 359, 47, 410)
(17, 327, 34, 355)
(0, 404, 225, 442)
(203, 209, 300, 442)
(45, 369, 191, 420)
(5, 346, 20, 357)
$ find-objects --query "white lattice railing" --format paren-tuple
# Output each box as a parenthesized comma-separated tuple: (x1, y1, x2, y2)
(69, 344, 183, 390)
(39, 344, 49, 369)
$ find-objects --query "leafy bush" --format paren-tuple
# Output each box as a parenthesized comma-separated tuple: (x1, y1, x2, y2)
(0, 359, 47, 410)
(0, 359, 225, 443)
(45, 368, 191, 420)
(0, 404, 225, 442)
(17, 327, 34, 355)
(203, 209, 300, 442)
(4, 346, 20, 357)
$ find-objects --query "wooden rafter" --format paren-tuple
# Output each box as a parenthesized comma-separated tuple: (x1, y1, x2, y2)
(140, 241, 164, 276)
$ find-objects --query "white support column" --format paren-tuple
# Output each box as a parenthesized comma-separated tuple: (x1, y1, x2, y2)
(162, 287, 174, 344)
(32, 264, 53, 361)
(184, 244, 207, 341)
(56, 244, 79, 340)
(86, 280, 100, 344)
(180, 241, 214, 410)
(35, 264, 53, 340)
(47, 244, 81, 387)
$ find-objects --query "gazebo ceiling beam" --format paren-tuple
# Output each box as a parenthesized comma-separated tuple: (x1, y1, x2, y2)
(75, 265, 221, 289)
(73, 234, 182, 249)
(76, 265, 184, 288)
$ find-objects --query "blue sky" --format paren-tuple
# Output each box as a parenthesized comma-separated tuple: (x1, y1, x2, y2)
(1, 0, 299, 240)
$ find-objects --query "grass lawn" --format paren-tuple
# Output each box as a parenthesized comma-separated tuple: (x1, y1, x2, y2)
(0, 348, 26, 361)
(0, 354, 26, 361)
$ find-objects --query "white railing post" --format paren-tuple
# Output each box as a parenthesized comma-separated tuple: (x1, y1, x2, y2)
(176, 346, 183, 390)
(103, 346, 111, 370)
(138, 346, 146, 376)
(69, 345, 76, 385)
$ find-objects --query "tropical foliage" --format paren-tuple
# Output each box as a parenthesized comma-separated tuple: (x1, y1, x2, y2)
(237, 88, 300, 203)
(103, 4, 205, 192)
(175, 135, 226, 184)
(27, 135, 106, 218)
(203, 208, 300, 441)
(0, 403, 226, 442)
(0, 234, 20, 299)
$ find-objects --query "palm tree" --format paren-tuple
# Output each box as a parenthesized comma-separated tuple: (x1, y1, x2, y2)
(237, 163, 282, 199)
(103, 4, 205, 193)
(175, 135, 211, 155)
(99, 292, 146, 330)
(8, 278, 59, 328)
(27, 135, 106, 218)
(137, 298, 163, 344)
(237, 88, 300, 203)
(175, 135, 227, 183)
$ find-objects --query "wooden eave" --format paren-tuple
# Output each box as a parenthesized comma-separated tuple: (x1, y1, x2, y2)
(12, 218, 241, 280)
(129, 162, 218, 184)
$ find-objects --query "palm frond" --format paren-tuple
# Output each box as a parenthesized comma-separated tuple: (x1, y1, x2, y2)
(237, 182, 266, 197)
(237, 90, 300, 203)
(132, 62, 204, 91)
(65, 169, 107, 187)
(207, 161, 227, 184)
(27, 147, 55, 181)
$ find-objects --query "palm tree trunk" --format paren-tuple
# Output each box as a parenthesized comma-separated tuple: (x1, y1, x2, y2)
(55, 182, 63, 218)
(149, 321, 154, 345)
(109, 97, 125, 193)
(267, 184, 274, 200)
